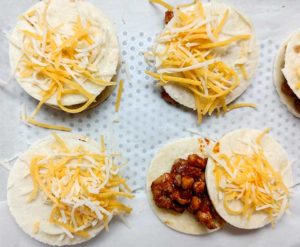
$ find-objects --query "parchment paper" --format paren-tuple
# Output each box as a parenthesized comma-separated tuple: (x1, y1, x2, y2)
(0, 0, 299, 246)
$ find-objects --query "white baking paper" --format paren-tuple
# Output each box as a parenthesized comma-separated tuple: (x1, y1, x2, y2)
(0, 0, 300, 246)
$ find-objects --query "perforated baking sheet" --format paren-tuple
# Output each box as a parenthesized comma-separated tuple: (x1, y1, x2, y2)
(0, 0, 299, 246)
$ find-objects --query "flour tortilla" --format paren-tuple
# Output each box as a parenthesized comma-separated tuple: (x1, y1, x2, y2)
(146, 137, 221, 235)
(155, 3, 259, 110)
(282, 31, 300, 100)
(205, 129, 293, 229)
(7, 133, 111, 246)
(273, 34, 300, 118)
(9, 0, 119, 107)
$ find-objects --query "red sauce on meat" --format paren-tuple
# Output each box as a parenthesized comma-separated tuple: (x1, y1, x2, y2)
(151, 154, 221, 229)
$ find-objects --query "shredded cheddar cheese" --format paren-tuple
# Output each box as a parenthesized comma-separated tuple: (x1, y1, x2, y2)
(147, 0, 255, 123)
(12, 1, 117, 130)
(115, 80, 124, 112)
(212, 129, 290, 224)
(28, 133, 133, 238)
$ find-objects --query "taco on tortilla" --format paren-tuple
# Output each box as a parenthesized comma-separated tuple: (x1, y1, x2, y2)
(146, 0, 259, 123)
(146, 137, 223, 235)
(274, 31, 300, 118)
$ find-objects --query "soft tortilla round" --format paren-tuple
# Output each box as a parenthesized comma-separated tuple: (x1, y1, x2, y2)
(273, 33, 300, 118)
(7, 133, 110, 246)
(157, 3, 259, 110)
(9, 0, 119, 107)
(205, 129, 293, 230)
(282, 31, 300, 100)
(146, 137, 220, 235)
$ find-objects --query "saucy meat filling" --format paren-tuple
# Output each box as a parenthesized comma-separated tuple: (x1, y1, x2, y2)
(161, 89, 178, 105)
(281, 80, 300, 113)
(164, 10, 174, 25)
(151, 154, 221, 230)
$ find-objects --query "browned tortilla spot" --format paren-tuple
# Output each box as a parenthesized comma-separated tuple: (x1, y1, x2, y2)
(294, 45, 300, 53)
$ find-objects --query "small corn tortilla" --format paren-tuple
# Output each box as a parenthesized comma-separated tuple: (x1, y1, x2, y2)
(205, 129, 293, 230)
(9, 0, 119, 107)
(146, 137, 221, 235)
(157, 3, 259, 110)
(7, 133, 110, 246)
(274, 32, 300, 118)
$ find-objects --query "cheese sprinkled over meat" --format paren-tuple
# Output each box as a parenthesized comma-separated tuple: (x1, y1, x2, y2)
(146, 0, 256, 123)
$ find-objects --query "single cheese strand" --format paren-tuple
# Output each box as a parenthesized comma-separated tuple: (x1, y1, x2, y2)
(213, 9, 229, 38)
(115, 80, 124, 112)
(97, 191, 134, 199)
(146, 70, 202, 86)
(32, 221, 40, 234)
(28, 158, 41, 202)
(256, 128, 271, 145)
(31, 84, 57, 118)
(183, 33, 209, 41)
(101, 135, 106, 153)
(227, 103, 257, 112)
(25, 117, 71, 132)
(149, 0, 173, 11)
(223, 194, 244, 215)
(52, 133, 70, 153)
(21, 30, 43, 41)
(196, 35, 251, 49)
(56, 89, 96, 114)
(237, 64, 249, 80)
(194, 91, 203, 124)
(197, 0, 205, 18)
(158, 59, 216, 73)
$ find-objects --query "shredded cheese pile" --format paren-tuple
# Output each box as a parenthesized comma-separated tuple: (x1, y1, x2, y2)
(147, 0, 255, 123)
(28, 133, 133, 238)
(212, 130, 290, 224)
(12, 1, 116, 130)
